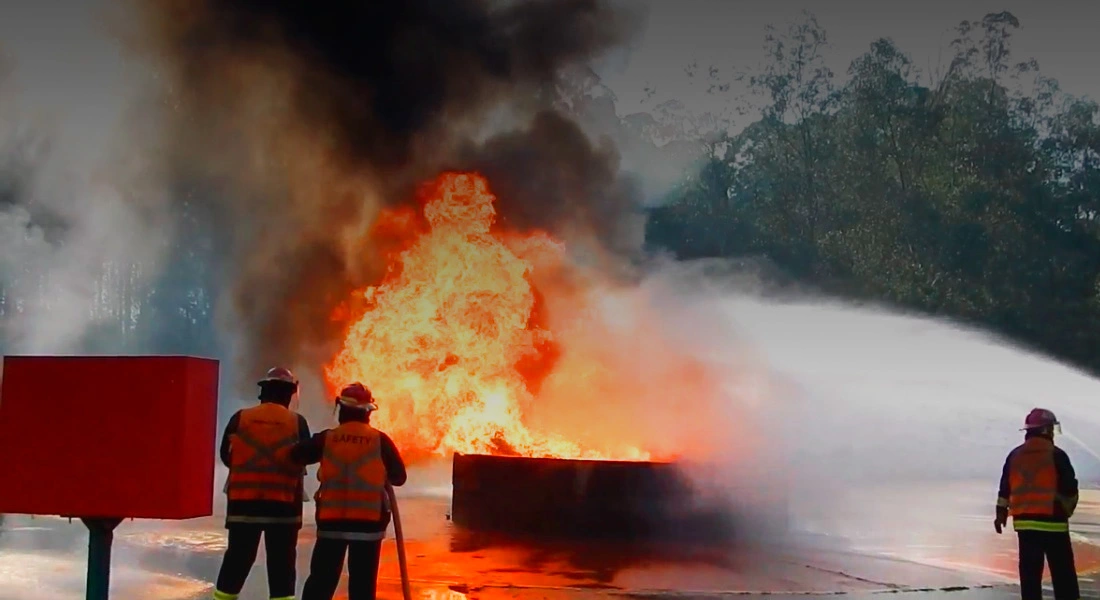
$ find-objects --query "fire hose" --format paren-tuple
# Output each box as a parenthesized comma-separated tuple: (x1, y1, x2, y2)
(385, 483, 412, 600)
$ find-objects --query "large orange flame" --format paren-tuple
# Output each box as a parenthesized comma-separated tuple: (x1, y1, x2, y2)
(326, 172, 727, 462)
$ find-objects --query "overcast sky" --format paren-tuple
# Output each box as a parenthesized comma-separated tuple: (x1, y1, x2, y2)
(0, 0, 1097, 170)
(599, 0, 1100, 117)
(0, 0, 138, 171)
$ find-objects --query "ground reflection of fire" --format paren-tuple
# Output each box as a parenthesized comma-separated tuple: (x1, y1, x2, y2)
(325, 172, 724, 462)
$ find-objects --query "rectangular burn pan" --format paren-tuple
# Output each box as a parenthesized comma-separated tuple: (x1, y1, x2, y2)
(450, 452, 737, 542)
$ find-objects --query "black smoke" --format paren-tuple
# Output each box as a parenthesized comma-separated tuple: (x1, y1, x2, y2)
(149, 0, 638, 169)
(132, 0, 645, 387)
(457, 110, 644, 256)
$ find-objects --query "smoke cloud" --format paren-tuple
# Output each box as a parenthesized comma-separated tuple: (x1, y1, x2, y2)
(129, 0, 647, 387)
(0, 7, 172, 356)
(456, 110, 645, 256)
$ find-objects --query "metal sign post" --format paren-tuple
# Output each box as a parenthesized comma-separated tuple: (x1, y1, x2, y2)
(81, 518, 122, 600)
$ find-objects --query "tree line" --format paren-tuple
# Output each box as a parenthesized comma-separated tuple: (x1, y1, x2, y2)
(647, 11, 1100, 374)
(1, 10, 1098, 378)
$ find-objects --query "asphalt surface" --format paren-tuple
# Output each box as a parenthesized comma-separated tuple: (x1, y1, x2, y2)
(0, 481, 1099, 599)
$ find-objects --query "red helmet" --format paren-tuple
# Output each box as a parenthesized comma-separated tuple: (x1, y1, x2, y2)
(336, 382, 378, 411)
(1021, 408, 1059, 431)
(259, 367, 298, 387)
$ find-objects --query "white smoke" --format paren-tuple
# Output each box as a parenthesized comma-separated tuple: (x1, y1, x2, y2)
(0, 0, 170, 355)
(612, 257, 1100, 551)
(0, 3, 222, 590)
(4, 2, 1096, 587)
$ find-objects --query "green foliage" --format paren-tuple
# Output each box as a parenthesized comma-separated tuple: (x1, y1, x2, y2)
(649, 11, 1100, 373)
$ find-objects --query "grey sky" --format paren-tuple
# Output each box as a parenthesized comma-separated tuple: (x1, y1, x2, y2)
(0, 0, 1096, 170)
(599, 0, 1100, 118)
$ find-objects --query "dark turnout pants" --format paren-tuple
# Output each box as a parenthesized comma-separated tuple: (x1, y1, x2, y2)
(301, 537, 384, 600)
(214, 524, 299, 599)
(1017, 530, 1079, 600)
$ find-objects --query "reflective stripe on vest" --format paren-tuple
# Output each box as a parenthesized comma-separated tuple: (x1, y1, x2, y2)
(1008, 438, 1058, 518)
(315, 423, 387, 522)
(225, 515, 302, 525)
(1013, 519, 1070, 533)
(317, 530, 386, 541)
(226, 404, 302, 503)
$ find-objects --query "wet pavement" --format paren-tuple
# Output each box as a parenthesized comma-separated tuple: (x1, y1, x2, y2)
(1, 481, 1099, 599)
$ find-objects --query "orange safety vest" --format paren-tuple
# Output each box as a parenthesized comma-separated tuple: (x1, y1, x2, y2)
(1008, 437, 1058, 520)
(315, 422, 388, 523)
(226, 403, 302, 504)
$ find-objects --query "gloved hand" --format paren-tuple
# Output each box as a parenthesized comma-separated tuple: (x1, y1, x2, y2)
(994, 507, 1008, 534)
(994, 518, 1004, 534)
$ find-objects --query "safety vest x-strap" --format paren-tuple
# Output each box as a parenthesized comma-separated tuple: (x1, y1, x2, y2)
(226, 407, 303, 504)
(1011, 454, 1055, 516)
(1008, 438, 1067, 532)
(315, 426, 387, 522)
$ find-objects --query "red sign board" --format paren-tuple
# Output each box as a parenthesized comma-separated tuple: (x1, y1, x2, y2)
(0, 355, 220, 519)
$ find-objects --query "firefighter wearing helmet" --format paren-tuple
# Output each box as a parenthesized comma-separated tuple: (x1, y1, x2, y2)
(995, 408, 1080, 600)
(213, 367, 312, 600)
(291, 382, 407, 600)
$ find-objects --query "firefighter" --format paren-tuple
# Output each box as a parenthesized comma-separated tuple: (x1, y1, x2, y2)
(995, 408, 1080, 600)
(213, 367, 312, 600)
(293, 382, 407, 600)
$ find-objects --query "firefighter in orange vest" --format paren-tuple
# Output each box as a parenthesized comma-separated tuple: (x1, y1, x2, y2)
(293, 382, 407, 600)
(995, 408, 1080, 600)
(213, 367, 312, 600)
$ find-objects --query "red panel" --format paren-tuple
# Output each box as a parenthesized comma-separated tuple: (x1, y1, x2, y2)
(0, 355, 220, 519)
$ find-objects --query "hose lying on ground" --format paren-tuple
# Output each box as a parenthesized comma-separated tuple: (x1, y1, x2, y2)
(385, 483, 412, 600)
